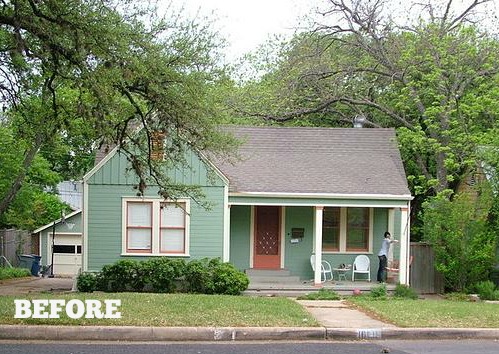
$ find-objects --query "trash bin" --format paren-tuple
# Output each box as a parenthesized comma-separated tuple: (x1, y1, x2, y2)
(18, 254, 41, 276)
(31, 255, 42, 276)
(18, 254, 35, 270)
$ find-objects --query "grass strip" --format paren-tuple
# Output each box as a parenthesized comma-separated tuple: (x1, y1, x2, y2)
(348, 298, 499, 328)
(0, 292, 318, 327)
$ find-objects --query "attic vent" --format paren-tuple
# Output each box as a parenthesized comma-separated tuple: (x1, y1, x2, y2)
(353, 114, 366, 128)
(151, 130, 166, 161)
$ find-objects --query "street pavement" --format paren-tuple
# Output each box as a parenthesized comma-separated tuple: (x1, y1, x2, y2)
(0, 277, 498, 342)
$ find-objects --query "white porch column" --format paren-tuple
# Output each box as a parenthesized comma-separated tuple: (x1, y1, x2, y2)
(398, 204, 411, 285)
(313, 206, 324, 286)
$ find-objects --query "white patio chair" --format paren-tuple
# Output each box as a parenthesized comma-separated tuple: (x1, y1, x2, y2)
(310, 255, 333, 282)
(352, 255, 371, 282)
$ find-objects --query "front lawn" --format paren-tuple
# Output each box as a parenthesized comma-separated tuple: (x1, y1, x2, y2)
(0, 292, 318, 327)
(348, 298, 499, 328)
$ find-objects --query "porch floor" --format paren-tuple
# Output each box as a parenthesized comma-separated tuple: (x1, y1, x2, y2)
(245, 279, 396, 297)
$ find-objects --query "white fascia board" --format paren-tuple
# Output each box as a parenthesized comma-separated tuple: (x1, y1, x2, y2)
(32, 209, 82, 234)
(196, 151, 230, 186)
(82, 146, 119, 182)
(229, 191, 414, 201)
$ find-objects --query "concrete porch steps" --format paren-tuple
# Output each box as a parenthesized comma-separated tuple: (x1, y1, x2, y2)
(245, 269, 301, 284)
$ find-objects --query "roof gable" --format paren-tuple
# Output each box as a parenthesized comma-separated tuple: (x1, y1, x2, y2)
(215, 126, 410, 197)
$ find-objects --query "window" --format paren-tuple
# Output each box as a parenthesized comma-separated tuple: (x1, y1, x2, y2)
(160, 202, 186, 253)
(322, 207, 340, 251)
(346, 208, 369, 252)
(123, 198, 190, 256)
(322, 207, 372, 253)
(127, 202, 152, 252)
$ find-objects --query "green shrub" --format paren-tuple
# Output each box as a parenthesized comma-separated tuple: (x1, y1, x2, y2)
(142, 258, 186, 293)
(184, 258, 249, 295)
(393, 284, 418, 299)
(297, 288, 341, 300)
(474, 280, 499, 301)
(0, 267, 31, 280)
(370, 284, 388, 299)
(97, 259, 145, 292)
(184, 258, 216, 294)
(212, 262, 249, 295)
(77, 272, 97, 292)
(422, 192, 497, 292)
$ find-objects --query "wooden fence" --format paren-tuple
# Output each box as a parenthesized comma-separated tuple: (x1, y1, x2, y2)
(0, 229, 33, 267)
(410, 242, 444, 294)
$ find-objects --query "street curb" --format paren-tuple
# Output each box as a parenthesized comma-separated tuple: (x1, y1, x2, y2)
(327, 327, 499, 340)
(1, 325, 499, 341)
(0, 325, 326, 341)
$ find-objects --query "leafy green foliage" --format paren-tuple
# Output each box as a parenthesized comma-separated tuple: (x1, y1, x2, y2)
(0, 124, 70, 230)
(97, 259, 146, 292)
(76, 272, 98, 293)
(82, 258, 249, 295)
(0, 267, 31, 280)
(0, 0, 235, 222)
(142, 258, 186, 293)
(473, 281, 499, 301)
(297, 288, 341, 300)
(184, 258, 249, 295)
(393, 284, 418, 300)
(369, 284, 388, 300)
(422, 190, 498, 292)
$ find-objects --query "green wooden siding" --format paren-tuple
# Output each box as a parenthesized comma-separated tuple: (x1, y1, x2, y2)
(86, 149, 227, 271)
(284, 207, 314, 279)
(86, 185, 225, 271)
(229, 205, 251, 270)
(87, 149, 226, 187)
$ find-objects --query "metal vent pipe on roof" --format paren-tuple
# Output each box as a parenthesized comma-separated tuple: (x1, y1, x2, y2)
(353, 114, 366, 128)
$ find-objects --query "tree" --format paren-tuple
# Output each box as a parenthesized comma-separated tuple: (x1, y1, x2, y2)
(0, 0, 234, 220)
(0, 123, 69, 229)
(422, 187, 497, 292)
(229, 0, 499, 202)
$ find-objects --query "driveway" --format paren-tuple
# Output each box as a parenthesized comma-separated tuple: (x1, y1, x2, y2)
(0, 277, 74, 295)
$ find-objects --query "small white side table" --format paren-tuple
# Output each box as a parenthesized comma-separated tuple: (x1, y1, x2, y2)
(333, 266, 351, 281)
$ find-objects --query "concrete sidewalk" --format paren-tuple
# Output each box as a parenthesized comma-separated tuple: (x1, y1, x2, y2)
(1, 277, 498, 341)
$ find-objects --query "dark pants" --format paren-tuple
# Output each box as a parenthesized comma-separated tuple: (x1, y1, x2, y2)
(377, 255, 387, 282)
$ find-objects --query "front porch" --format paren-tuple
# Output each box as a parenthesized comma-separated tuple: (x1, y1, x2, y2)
(244, 279, 396, 297)
(243, 269, 396, 297)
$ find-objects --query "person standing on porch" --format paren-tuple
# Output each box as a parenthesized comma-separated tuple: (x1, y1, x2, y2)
(377, 231, 399, 283)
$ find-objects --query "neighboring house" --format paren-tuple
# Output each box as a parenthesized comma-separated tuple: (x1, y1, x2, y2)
(32, 210, 82, 276)
(56, 181, 83, 210)
(78, 126, 412, 285)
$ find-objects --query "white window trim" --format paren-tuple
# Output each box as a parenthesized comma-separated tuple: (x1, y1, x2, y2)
(324, 207, 373, 254)
(121, 197, 190, 257)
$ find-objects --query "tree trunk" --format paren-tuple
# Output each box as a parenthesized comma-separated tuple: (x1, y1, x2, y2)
(0, 136, 43, 217)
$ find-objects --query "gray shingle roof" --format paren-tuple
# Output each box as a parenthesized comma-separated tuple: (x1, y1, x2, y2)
(216, 126, 410, 196)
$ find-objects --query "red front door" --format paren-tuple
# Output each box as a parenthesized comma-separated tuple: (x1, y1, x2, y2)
(253, 206, 281, 269)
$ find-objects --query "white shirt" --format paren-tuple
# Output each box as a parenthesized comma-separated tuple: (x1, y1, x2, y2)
(378, 238, 391, 257)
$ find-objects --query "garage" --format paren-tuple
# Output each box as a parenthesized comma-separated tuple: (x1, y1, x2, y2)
(51, 234, 82, 276)
(33, 210, 82, 277)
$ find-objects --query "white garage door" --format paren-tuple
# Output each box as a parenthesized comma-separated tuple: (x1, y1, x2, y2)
(52, 234, 82, 276)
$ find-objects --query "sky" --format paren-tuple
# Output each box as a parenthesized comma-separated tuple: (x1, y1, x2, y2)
(162, 0, 499, 63)
(163, 0, 317, 62)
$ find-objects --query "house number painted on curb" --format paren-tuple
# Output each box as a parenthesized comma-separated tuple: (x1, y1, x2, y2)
(14, 299, 122, 319)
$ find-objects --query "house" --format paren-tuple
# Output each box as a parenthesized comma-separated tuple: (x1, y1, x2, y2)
(32, 210, 82, 276)
(37, 126, 413, 285)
